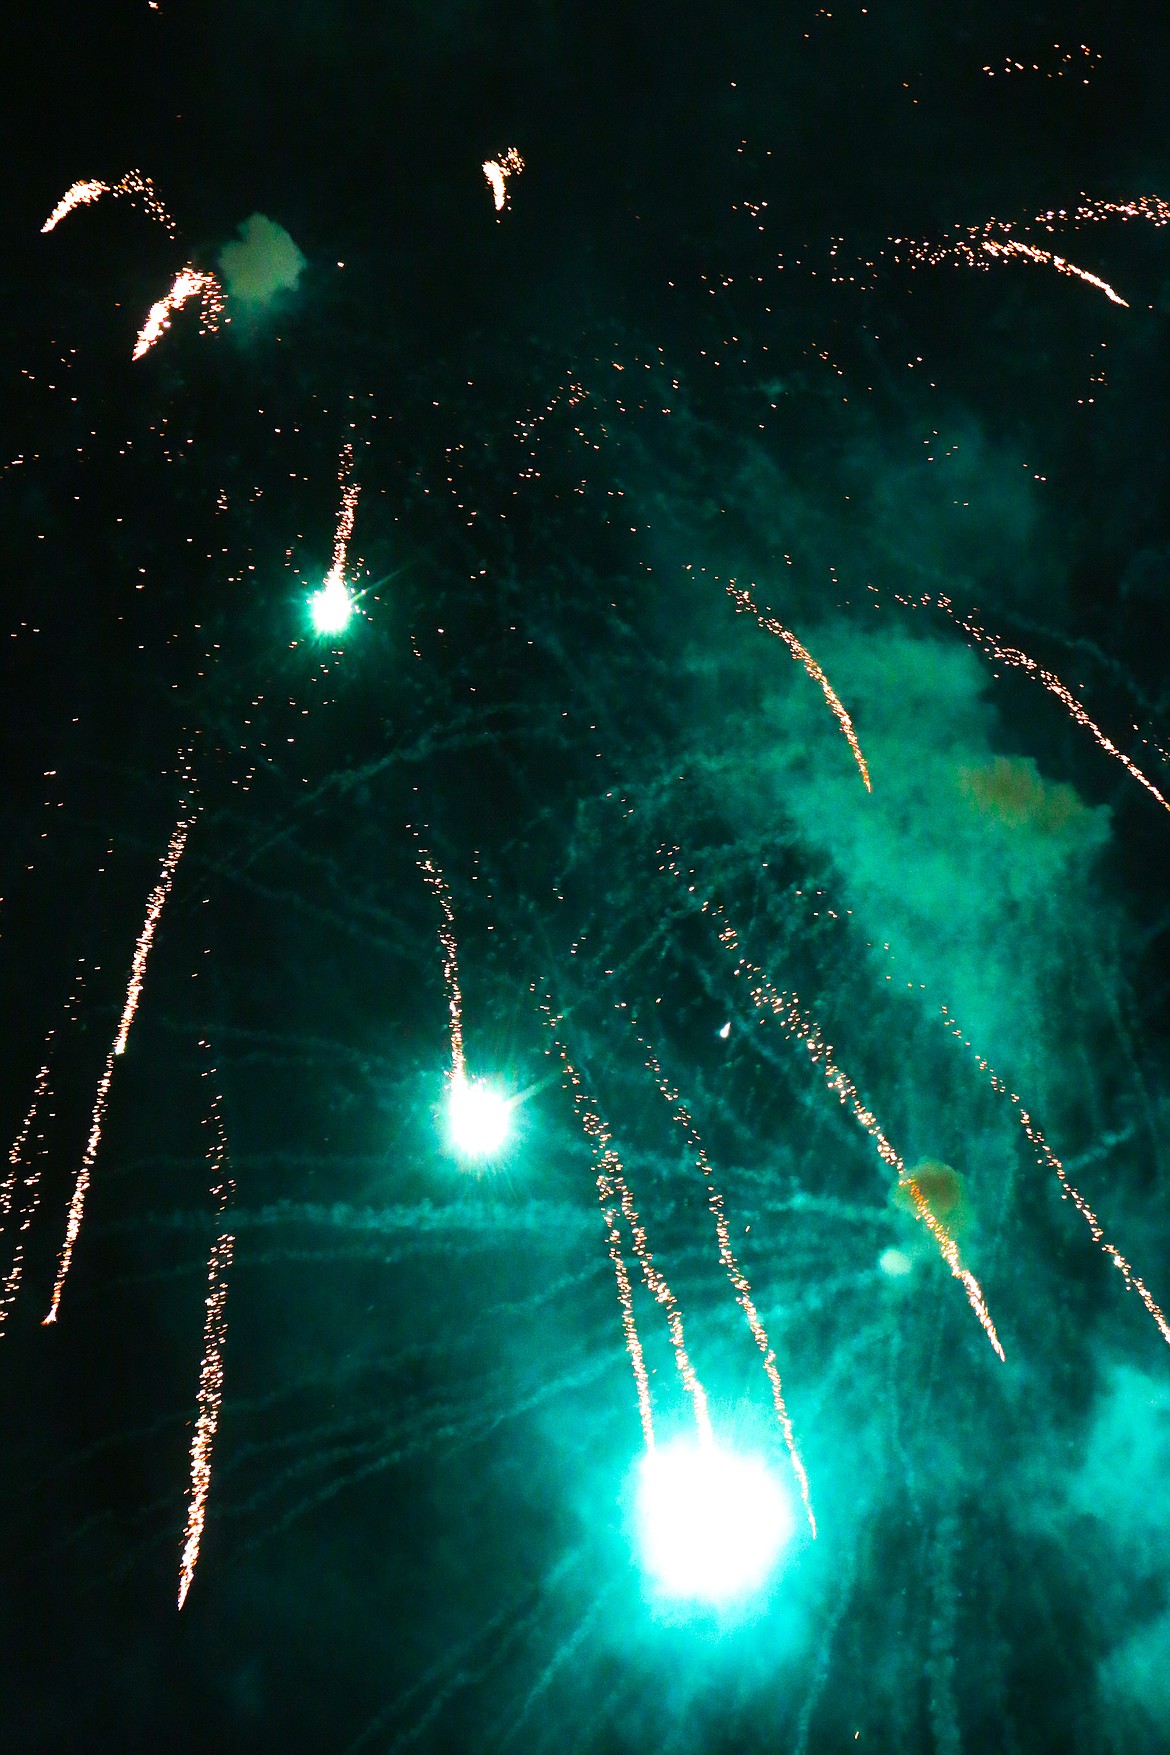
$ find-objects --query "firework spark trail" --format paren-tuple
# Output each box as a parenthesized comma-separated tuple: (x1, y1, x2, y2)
(177, 1042, 236, 1609)
(329, 443, 360, 590)
(666, 853, 1005, 1357)
(635, 1030, 816, 1532)
(726, 581, 872, 791)
(482, 148, 524, 214)
(979, 238, 1128, 306)
(538, 996, 713, 1447)
(412, 836, 465, 1080)
(41, 170, 177, 237)
(133, 267, 224, 360)
(936, 1001, 1170, 1347)
(917, 593, 1170, 815)
(44, 797, 194, 1324)
(2, 1061, 52, 1225)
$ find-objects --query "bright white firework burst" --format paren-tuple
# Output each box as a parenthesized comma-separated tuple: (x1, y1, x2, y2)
(446, 1072, 513, 1161)
(636, 1437, 796, 1603)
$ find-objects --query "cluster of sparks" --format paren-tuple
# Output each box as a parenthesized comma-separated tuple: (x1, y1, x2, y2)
(41, 170, 177, 238)
(482, 149, 524, 215)
(133, 267, 224, 361)
(309, 445, 360, 634)
(177, 1043, 236, 1609)
(45, 787, 195, 1324)
(539, 995, 712, 1453)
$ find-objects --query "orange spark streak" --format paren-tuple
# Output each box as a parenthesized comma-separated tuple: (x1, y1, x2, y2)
(133, 267, 224, 360)
(979, 238, 1128, 306)
(667, 850, 1004, 1359)
(177, 1044, 235, 1609)
(937, 1002, 1170, 1348)
(726, 581, 872, 791)
(44, 805, 193, 1323)
(413, 837, 465, 1080)
(41, 170, 177, 237)
(482, 148, 524, 214)
(637, 1033, 816, 1532)
(923, 594, 1170, 816)
(540, 997, 714, 1447)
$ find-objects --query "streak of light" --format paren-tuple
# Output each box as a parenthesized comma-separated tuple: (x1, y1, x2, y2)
(133, 267, 224, 360)
(177, 1040, 236, 1608)
(41, 170, 177, 237)
(726, 581, 872, 791)
(44, 792, 194, 1323)
(664, 851, 1004, 1359)
(920, 594, 1170, 815)
(980, 238, 1128, 306)
(936, 1001, 1170, 1347)
(637, 1031, 815, 1532)
(309, 443, 360, 634)
(539, 995, 715, 1447)
(412, 836, 465, 1080)
(482, 148, 524, 214)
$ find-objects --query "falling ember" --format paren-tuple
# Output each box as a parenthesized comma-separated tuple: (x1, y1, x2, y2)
(979, 238, 1128, 307)
(726, 581, 872, 791)
(44, 799, 194, 1324)
(41, 169, 177, 237)
(177, 1043, 235, 1609)
(662, 849, 1005, 1360)
(936, 1002, 1170, 1348)
(919, 595, 1170, 816)
(413, 835, 465, 1081)
(482, 148, 524, 214)
(308, 444, 360, 635)
(636, 1031, 816, 1534)
(133, 267, 225, 360)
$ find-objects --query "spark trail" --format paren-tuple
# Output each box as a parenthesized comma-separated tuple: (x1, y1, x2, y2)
(635, 1028, 815, 1532)
(134, 267, 224, 360)
(666, 853, 1004, 1358)
(44, 794, 195, 1323)
(936, 1001, 1170, 1347)
(41, 170, 177, 237)
(538, 995, 714, 1447)
(916, 594, 1170, 816)
(726, 581, 872, 790)
(413, 835, 466, 1081)
(177, 1041, 236, 1609)
(482, 148, 524, 214)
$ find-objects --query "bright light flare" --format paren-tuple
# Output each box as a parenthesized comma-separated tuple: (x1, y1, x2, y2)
(636, 1438, 795, 1603)
(308, 570, 353, 636)
(447, 1073, 513, 1160)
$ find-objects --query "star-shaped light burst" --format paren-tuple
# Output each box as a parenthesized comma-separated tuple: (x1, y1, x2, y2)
(447, 1072, 513, 1161)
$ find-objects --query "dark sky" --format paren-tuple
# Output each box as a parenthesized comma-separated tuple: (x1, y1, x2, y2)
(4, 3, 1170, 1751)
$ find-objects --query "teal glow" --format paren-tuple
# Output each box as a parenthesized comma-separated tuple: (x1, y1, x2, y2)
(636, 1438, 794, 1602)
(308, 573, 353, 636)
(447, 1073, 512, 1160)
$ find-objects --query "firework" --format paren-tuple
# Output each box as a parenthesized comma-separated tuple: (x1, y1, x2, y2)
(44, 797, 194, 1323)
(917, 594, 1170, 815)
(177, 1042, 236, 1609)
(41, 169, 177, 237)
(482, 149, 524, 215)
(636, 1030, 816, 1533)
(308, 444, 360, 636)
(726, 580, 872, 791)
(133, 267, 225, 361)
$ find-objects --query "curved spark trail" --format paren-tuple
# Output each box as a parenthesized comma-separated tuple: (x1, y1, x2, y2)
(726, 581, 872, 791)
(44, 800, 194, 1324)
(41, 170, 177, 238)
(979, 238, 1128, 306)
(134, 267, 224, 360)
(918, 595, 1170, 816)
(539, 997, 714, 1448)
(413, 836, 465, 1081)
(636, 1029, 815, 1532)
(177, 1042, 236, 1609)
(936, 1002, 1170, 1348)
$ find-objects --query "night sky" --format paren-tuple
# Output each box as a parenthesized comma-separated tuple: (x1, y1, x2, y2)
(4, 3, 1170, 1750)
